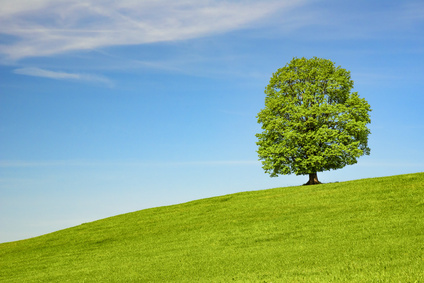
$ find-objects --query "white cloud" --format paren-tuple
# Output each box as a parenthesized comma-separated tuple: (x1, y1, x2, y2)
(0, 0, 305, 61)
(13, 67, 114, 86)
(14, 67, 80, 79)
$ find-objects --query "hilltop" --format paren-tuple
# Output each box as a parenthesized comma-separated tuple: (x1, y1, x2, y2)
(1, 173, 423, 282)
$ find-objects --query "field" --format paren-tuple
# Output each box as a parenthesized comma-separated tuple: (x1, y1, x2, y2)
(1, 172, 423, 282)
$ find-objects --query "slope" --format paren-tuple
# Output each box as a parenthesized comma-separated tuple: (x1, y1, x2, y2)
(1, 173, 423, 282)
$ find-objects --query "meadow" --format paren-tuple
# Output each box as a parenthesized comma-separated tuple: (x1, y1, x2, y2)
(1, 172, 423, 282)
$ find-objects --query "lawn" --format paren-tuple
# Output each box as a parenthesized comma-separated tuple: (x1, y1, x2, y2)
(1, 172, 423, 282)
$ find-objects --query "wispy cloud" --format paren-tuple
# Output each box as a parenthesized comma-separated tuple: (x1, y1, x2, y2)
(13, 67, 114, 86)
(14, 67, 82, 80)
(0, 160, 259, 168)
(0, 0, 305, 61)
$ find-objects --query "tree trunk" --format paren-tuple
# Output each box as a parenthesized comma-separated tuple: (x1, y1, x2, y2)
(304, 172, 321, 185)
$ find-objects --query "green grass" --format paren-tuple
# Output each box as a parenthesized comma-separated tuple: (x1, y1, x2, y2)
(1, 173, 423, 282)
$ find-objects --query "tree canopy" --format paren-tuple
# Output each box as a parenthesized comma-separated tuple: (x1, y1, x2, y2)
(256, 57, 371, 185)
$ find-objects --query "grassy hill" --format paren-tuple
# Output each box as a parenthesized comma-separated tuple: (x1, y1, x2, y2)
(1, 173, 423, 282)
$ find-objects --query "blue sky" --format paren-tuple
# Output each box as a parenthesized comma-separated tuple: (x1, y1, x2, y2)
(1, 0, 423, 243)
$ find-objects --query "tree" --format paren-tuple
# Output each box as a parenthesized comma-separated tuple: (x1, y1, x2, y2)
(256, 57, 371, 185)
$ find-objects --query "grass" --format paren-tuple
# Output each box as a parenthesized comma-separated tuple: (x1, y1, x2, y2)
(1, 172, 423, 282)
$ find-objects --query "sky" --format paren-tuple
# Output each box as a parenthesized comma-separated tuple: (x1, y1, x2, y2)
(0, 0, 423, 243)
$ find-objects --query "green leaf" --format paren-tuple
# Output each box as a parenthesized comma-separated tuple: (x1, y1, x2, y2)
(256, 57, 371, 180)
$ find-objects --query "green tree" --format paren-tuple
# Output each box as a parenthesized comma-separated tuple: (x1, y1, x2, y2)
(256, 57, 371, 185)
